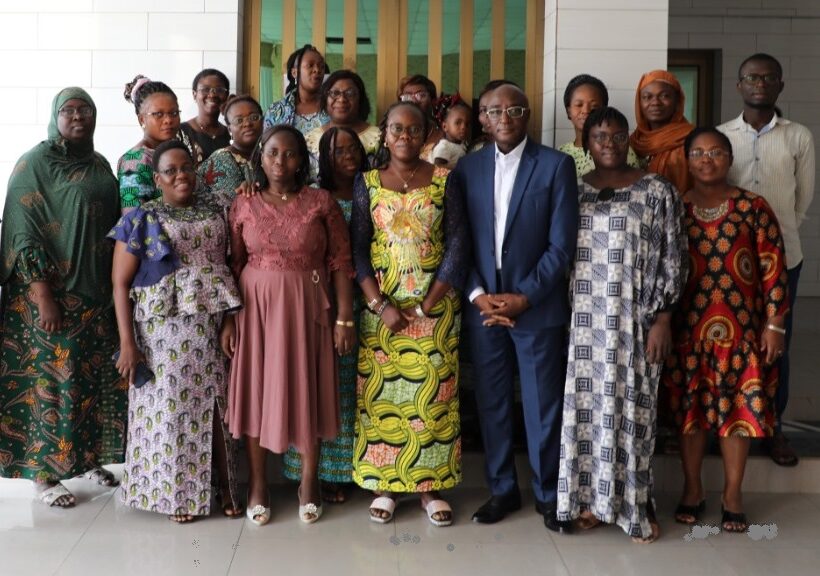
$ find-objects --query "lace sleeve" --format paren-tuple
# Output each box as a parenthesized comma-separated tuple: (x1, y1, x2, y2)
(435, 174, 470, 290)
(228, 196, 249, 278)
(322, 191, 354, 277)
(350, 172, 376, 283)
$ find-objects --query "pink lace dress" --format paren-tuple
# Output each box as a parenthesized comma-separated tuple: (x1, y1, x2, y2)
(226, 187, 353, 453)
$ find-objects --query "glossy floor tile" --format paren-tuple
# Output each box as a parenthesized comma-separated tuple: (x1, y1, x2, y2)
(3, 481, 820, 576)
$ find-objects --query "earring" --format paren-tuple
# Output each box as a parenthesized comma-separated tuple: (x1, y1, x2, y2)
(140, 123, 145, 129)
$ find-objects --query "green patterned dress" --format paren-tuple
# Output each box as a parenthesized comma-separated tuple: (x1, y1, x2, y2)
(350, 167, 467, 493)
(0, 87, 127, 483)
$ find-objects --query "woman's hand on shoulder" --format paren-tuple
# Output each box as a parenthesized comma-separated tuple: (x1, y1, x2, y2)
(235, 180, 260, 198)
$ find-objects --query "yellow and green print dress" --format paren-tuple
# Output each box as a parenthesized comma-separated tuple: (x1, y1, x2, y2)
(351, 166, 467, 494)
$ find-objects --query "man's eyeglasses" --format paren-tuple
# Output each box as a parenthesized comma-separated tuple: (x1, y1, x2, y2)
(58, 106, 94, 118)
(740, 73, 780, 86)
(486, 106, 528, 121)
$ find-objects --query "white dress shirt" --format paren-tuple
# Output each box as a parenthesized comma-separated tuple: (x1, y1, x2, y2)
(468, 136, 528, 302)
(718, 113, 815, 268)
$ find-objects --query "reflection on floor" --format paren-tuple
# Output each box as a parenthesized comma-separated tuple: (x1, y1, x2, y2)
(2, 477, 820, 576)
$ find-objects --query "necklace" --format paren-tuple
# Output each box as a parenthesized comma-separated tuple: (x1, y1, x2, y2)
(395, 163, 421, 191)
(693, 200, 729, 222)
(195, 119, 221, 140)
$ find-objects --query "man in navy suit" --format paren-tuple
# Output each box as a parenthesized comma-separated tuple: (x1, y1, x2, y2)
(450, 84, 578, 532)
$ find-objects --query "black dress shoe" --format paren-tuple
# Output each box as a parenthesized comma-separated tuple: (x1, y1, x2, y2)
(537, 501, 573, 534)
(472, 493, 522, 524)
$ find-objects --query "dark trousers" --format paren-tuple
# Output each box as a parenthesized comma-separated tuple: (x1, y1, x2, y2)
(775, 261, 802, 429)
(468, 323, 567, 504)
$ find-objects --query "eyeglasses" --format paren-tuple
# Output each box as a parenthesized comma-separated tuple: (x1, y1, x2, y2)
(400, 90, 430, 103)
(228, 113, 262, 127)
(589, 132, 629, 146)
(58, 105, 94, 118)
(328, 88, 358, 101)
(688, 149, 732, 160)
(740, 73, 780, 85)
(486, 106, 529, 120)
(197, 86, 229, 96)
(158, 166, 196, 177)
(332, 144, 362, 159)
(387, 123, 424, 139)
(144, 110, 180, 120)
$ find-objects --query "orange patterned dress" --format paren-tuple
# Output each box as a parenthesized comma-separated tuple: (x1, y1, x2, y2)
(664, 189, 789, 437)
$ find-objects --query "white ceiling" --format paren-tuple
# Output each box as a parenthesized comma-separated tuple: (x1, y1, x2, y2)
(261, 0, 527, 56)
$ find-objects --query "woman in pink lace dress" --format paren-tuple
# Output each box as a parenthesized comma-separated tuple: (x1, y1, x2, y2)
(225, 125, 355, 525)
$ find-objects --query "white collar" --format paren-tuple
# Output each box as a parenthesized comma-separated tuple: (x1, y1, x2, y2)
(495, 136, 528, 163)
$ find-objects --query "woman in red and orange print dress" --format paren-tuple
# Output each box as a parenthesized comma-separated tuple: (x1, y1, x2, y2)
(664, 127, 789, 535)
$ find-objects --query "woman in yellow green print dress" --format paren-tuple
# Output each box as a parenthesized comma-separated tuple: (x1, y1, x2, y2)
(350, 102, 468, 526)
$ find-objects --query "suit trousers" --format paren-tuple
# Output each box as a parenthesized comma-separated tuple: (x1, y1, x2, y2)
(468, 321, 567, 504)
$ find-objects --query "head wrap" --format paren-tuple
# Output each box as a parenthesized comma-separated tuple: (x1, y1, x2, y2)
(0, 87, 119, 302)
(629, 70, 694, 194)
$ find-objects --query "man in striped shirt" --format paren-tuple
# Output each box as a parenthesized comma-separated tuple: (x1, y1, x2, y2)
(719, 52, 815, 467)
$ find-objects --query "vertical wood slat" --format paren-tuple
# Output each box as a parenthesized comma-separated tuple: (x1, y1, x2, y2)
(490, 0, 505, 79)
(398, 0, 408, 81)
(242, 0, 262, 99)
(312, 0, 327, 55)
(525, 0, 545, 142)
(282, 0, 296, 72)
(343, 0, 358, 70)
(458, 0, 473, 104)
(427, 0, 442, 90)
(377, 1, 401, 117)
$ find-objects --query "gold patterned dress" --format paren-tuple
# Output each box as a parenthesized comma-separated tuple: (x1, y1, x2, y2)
(350, 167, 467, 493)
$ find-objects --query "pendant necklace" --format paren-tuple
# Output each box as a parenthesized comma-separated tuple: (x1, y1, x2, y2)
(396, 163, 420, 191)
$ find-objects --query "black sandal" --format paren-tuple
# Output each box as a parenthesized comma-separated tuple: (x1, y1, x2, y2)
(674, 499, 706, 525)
(721, 505, 748, 533)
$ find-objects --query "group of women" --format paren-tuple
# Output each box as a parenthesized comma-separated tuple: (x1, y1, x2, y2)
(0, 44, 789, 543)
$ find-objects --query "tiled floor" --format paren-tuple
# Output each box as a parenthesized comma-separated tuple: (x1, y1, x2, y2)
(2, 478, 820, 576)
(1, 297, 818, 576)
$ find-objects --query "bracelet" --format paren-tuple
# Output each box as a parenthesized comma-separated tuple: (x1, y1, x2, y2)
(766, 323, 786, 335)
(376, 300, 390, 317)
(335, 319, 355, 327)
(367, 296, 381, 311)
(415, 304, 425, 318)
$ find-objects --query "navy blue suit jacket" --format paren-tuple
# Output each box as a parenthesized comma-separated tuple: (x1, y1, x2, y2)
(451, 139, 578, 331)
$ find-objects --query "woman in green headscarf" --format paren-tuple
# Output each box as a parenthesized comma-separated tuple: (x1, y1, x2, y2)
(0, 87, 127, 507)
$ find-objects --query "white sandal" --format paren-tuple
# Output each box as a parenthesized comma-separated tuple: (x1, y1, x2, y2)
(369, 495, 398, 524)
(81, 467, 119, 487)
(299, 501, 323, 524)
(423, 499, 453, 527)
(38, 483, 75, 508)
(246, 503, 271, 526)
